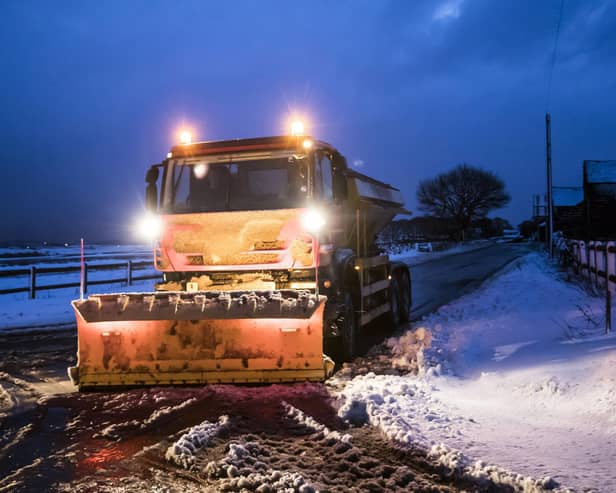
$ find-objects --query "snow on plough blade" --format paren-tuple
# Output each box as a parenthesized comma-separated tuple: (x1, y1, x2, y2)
(69, 290, 333, 390)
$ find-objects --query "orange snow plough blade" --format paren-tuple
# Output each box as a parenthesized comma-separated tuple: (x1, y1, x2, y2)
(69, 290, 333, 390)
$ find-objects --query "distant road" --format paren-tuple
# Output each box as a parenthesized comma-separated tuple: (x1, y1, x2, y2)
(409, 243, 532, 321)
(345, 242, 532, 359)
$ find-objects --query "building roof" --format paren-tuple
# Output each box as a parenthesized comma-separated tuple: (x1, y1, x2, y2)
(584, 160, 616, 184)
(552, 186, 583, 207)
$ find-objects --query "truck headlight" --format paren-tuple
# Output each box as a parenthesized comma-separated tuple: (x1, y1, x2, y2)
(301, 208, 326, 234)
(136, 212, 162, 241)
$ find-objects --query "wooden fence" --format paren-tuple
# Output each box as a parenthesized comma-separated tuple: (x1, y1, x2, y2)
(0, 261, 161, 299)
(567, 240, 615, 333)
(567, 240, 616, 293)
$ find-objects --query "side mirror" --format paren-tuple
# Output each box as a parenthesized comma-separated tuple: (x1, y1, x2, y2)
(145, 166, 160, 212)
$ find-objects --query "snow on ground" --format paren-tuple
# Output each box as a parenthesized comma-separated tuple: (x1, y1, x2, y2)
(0, 241, 497, 332)
(4, 243, 612, 491)
(95, 398, 198, 441)
(335, 252, 615, 492)
(166, 415, 230, 469)
(164, 410, 320, 492)
(0, 243, 150, 262)
(0, 280, 159, 331)
(283, 401, 352, 444)
(203, 440, 315, 493)
(0, 244, 157, 331)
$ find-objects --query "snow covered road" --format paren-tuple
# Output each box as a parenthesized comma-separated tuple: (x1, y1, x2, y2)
(4, 244, 609, 492)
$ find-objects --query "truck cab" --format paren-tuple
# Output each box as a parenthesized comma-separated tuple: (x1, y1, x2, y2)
(143, 134, 411, 360)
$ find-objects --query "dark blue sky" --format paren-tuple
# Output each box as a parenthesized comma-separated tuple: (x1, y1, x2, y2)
(1, 0, 615, 242)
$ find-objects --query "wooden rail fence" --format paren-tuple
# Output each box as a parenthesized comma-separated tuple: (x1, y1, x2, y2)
(568, 241, 616, 293)
(0, 261, 161, 299)
(567, 240, 615, 333)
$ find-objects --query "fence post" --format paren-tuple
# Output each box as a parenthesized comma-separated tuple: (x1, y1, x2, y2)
(607, 243, 612, 334)
(603, 242, 608, 289)
(607, 289, 612, 335)
(593, 242, 599, 288)
(577, 241, 582, 275)
(608, 241, 616, 295)
(580, 241, 586, 281)
(29, 266, 36, 299)
(127, 260, 133, 286)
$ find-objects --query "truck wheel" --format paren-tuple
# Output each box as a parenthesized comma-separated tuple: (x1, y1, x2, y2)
(397, 270, 412, 323)
(388, 276, 401, 329)
(341, 292, 357, 361)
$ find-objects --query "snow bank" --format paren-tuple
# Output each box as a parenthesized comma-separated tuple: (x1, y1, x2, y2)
(430, 445, 559, 492)
(337, 372, 464, 448)
(336, 372, 559, 491)
(282, 401, 352, 444)
(203, 440, 315, 493)
(142, 398, 197, 427)
(165, 404, 330, 491)
(337, 252, 616, 491)
(165, 415, 230, 469)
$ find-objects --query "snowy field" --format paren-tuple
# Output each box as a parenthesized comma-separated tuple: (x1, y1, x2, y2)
(335, 252, 615, 492)
(0, 241, 491, 332)
(0, 244, 157, 330)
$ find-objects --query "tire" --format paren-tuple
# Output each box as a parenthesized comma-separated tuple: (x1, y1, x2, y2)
(387, 276, 401, 329)
(397, 270, 412, 323)
(341, 291, 357, 361)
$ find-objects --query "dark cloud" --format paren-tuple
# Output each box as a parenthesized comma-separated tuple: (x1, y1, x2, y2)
(1, 0, 615, 241)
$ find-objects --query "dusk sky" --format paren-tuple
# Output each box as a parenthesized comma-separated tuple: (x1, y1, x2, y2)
(1, 0, 615, 243)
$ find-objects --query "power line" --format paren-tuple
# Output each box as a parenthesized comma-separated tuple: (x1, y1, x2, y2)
(546, 0, 565, 112)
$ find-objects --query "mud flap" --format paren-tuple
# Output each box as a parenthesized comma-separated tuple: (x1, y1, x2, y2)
(71, 290, 333, 389)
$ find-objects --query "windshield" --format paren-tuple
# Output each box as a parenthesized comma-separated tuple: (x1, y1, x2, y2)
(162, 156, 308, 213)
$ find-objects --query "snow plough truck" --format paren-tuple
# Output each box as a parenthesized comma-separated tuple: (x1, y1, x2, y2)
(69, 128, 411, 389)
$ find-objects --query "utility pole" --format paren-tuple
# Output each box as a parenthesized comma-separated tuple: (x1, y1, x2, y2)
(546, 113, 553, 258)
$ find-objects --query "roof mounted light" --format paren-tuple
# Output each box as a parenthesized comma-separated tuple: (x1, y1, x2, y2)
(302, 139, 313, 150)
(290, 120, 305, 136)
(179, 130, 192, 145)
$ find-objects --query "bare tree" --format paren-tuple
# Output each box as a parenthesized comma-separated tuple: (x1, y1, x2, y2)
(417, 164, 510, 240)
